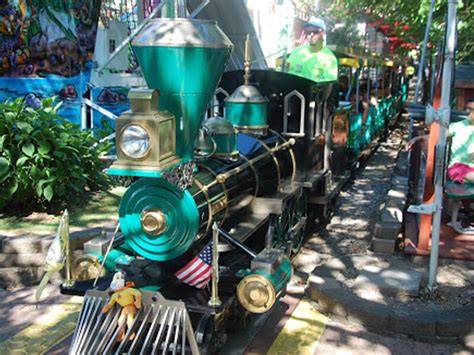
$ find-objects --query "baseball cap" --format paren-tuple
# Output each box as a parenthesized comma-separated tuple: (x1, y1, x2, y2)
(304, 17, 327, 32)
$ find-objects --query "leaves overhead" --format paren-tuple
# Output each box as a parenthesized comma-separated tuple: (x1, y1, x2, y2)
(293, 0, 473, 62)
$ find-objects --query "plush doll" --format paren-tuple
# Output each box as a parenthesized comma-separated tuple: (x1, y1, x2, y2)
(102, 271, 142, 341)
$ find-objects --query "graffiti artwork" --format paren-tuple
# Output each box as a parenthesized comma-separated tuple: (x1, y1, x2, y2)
(92, 87, 130, 133)
(0, 0, 101, 124)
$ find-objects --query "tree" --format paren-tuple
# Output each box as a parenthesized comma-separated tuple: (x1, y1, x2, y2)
(292, 0, 474, 63)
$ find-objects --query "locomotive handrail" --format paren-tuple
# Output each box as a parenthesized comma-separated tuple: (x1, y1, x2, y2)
(216, 138, 295, 183)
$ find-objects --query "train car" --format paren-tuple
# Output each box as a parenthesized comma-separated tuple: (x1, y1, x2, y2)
(61, 15, 407, 354)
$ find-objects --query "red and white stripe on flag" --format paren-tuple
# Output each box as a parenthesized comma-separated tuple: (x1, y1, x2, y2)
(175, 242, 213, 289)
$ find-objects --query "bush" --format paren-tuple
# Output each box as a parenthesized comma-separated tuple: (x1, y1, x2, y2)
(0, 97, 111, 211)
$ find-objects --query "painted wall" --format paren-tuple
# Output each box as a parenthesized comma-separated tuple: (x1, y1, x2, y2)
(0, 0, 101, 125)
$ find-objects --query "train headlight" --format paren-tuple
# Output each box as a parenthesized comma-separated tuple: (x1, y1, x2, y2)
(120, 125, 150, 159)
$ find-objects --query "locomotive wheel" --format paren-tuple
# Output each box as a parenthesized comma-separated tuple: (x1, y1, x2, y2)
(272, 195, 308, 254)
(273, 209, 291, 249)
(290, 194, 307, 254)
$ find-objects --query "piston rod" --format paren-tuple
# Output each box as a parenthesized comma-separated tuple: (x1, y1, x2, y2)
(217, 227, 258, 258)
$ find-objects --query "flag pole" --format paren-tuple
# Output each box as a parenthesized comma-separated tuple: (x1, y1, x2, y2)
(208, 222, 221, 308)
(93, 222, 121, 288)
(62, 209, 75, 288)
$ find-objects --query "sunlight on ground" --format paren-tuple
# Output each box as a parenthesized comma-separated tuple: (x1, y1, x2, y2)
(267, 299, 329, 355)
(0, 296, 81, 353)
(0, 186, 126, 236)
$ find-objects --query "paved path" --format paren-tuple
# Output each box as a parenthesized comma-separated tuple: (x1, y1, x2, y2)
(0, 288, 469, 354)
(244, 295, 470, 355)
(0, 285, 78, 354)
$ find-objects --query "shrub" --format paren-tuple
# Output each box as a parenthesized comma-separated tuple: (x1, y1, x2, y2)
(0, 96, 111, 212)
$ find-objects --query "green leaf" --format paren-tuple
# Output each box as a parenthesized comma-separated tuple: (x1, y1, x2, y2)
(17, 122, 34, 133)
(22, 143, 35, 157)
(42, 97, 54, 107)
(30, 165, 41, 180)
(0, 135, 6, 150)
(43, 185, 54, 202)
(0, 157, 9, 182)
(38, 141, 51, 155)
(4, 112, 15, 121)
(36, 183, 43, 197)
(7, 180, 18, 196)
(16, 156, 28, 168)
(38, 179, 48, 188)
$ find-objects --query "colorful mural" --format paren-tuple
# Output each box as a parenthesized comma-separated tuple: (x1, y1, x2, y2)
(0, 0, 101, 125)
(92, 86, 130, 133)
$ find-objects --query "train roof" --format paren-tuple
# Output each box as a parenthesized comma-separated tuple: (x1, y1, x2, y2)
(327, 45, 406, 68)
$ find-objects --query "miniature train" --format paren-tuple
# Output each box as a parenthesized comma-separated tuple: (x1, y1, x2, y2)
(63, 17, 407, 354)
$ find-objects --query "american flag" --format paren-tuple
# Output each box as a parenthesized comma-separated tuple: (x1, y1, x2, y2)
(175, 242, 213, 289)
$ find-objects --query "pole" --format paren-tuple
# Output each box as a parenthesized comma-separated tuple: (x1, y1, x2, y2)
(63, 209, 75, 288)
(93, 223, 121, 288)
(427, 0, 457, 292)
(410, 0, 436, 139)
(209, 222, 221, 308)
(414, 0, 436, 104)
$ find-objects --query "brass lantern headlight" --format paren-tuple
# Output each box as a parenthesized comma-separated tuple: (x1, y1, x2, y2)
(120, 124, 150, 159)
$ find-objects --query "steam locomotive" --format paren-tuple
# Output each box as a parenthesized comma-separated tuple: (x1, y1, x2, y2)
(64, 17, 407, 354)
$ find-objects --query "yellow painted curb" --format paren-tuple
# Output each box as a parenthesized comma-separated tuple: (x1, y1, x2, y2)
(267, 299, 329, 355)
(0, 296, 82, 355)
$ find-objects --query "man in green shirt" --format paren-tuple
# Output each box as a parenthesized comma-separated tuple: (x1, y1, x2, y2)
(286, 18, 338, 83)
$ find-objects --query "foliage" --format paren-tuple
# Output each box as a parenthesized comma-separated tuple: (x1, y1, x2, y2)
(0, 97, 111, 212)
(293, 0, 474, 63)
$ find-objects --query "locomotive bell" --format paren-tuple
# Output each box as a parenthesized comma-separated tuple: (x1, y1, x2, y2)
(132, 18, 233, 163)
(225, 35, 269, 135)
(225, 85, 269, 135)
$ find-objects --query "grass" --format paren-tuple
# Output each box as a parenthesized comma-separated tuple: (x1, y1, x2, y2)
(0, 186, 126, 236)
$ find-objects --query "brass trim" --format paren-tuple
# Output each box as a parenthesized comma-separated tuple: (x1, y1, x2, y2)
(118, 123, 152, 160)
(213, 151, 240, 159)
(237, 274, 276, 314)
(269, 129, 297, 183)
(140, 209, 167, 235)
(254, 136, 281, 191)
(233, 124, 269, 129)
(196, 163, 230, 224)
(71, 254, 105, 282)
(239, 153, 259, 202)
(193, 177, 213, 234)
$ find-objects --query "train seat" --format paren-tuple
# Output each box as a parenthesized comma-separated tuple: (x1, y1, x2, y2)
(445, 180, 474, 235)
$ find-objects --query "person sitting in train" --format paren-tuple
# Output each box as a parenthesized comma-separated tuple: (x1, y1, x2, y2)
(352, 85, 369, 124)
(286, 18, 338, 84)
(338, 75, 350, 102)
(407, 99, 474, 184)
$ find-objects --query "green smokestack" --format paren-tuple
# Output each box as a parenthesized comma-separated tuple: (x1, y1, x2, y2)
(132, 19, 233, 161)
